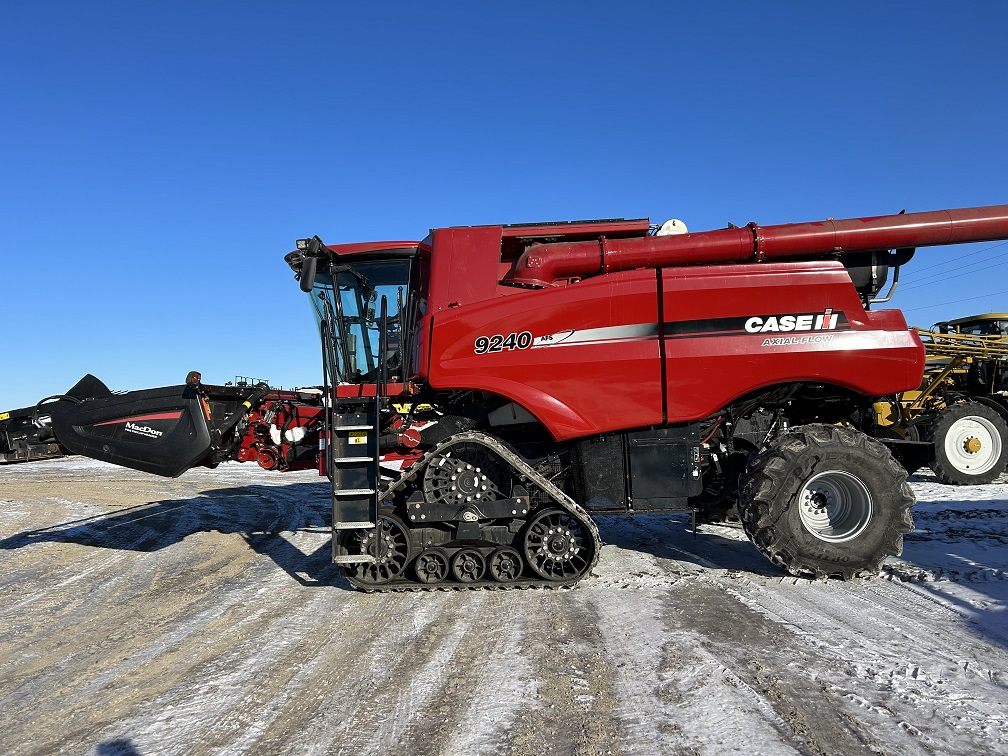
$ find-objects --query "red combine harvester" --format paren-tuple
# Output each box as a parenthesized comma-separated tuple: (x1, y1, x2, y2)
(25, 204, 1008, 589)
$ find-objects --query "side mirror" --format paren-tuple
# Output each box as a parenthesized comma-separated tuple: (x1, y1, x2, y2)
(299, 255, 318, 292)
(291, 236, 326, 292)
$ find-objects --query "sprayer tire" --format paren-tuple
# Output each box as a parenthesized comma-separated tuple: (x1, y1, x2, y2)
(928, 401, 1008, 485)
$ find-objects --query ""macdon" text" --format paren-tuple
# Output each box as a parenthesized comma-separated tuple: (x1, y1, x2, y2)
(124, 422, 163, 439)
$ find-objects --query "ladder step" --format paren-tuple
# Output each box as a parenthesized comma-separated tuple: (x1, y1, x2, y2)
(331, 456, 373, 463)
(333, 425, 374, 431)
(334, 489, 376, 496)
(333, 554, 376, 564)
(334, 521, 377, 530)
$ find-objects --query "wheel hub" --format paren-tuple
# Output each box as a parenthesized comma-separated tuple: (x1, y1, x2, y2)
(414, 548, 449, 584)
(423, 444, 507, 506)
(489, 547, 523, 582)
(454, 464, 489, 499)
(458, 552, 480, 574)
(451, 549, 486, 582)
(363, 531, 395, 563)
(545, 528, 576, 560)
(944, 415, 1003, 474)
(798, 470, 873, 543)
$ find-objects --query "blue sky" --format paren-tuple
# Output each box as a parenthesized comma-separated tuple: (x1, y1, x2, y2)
(2, 2, 1006, 409)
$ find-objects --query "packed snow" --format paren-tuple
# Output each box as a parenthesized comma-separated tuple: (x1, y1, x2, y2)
(0, 458, 1005, 755)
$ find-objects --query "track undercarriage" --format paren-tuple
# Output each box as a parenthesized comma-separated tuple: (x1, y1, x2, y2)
(335, 431, 602, 592)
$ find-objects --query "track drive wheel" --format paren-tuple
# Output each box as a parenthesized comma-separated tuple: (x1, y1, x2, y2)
(338, 512, 412, 587)
(522, 508, 596, 582)
(927, 401, 1008, 485)
(737, 424, 914, 580)
(423, 442, 509, 506)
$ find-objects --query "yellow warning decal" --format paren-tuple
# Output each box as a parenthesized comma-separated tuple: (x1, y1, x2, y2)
(0, 412, 9, 422)
(392, 403, 434, 414)
(348, 432, 368, 445)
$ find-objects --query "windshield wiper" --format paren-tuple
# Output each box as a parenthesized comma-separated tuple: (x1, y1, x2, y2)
(332, 263, 374, 303)
(318, 289, 353, 382)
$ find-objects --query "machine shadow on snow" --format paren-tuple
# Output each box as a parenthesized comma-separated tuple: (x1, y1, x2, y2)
(0, 480, 783, 584)
(594, 514, 789, 578)
(0, 481, 344, 587)
(95, 739, 142, 756)
(3, 477, 1007, 597)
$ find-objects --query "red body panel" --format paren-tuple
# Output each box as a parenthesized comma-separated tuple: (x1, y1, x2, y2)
(426, 269, 664, 438)
(426, 226, 509, 309)
(422, 256, 922, 440)
(659, 262, 921, 422)
(335, 383, 409, 398)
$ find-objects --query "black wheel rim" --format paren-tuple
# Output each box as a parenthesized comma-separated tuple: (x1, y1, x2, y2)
(414, 547, 449, 584)
(340, 514, 410, 585)
(523, 508, 593, 581)
(489, 547, 523, 582)
(451, 549, 486, 583)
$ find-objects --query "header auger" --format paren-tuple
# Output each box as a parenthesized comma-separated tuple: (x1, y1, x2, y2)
(10, 203, 1008, 590)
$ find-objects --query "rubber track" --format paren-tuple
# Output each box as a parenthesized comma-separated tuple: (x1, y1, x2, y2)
(343, 431, 603, 592)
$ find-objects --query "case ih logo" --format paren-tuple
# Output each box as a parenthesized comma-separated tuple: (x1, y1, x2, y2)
(124, 422, 164, 439)
(744, 309, 843, 334)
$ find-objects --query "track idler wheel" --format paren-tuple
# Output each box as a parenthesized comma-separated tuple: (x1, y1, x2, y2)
(451, 549, 487, 583)
(414, 547, 450, 584)
(488, 546, 523, 583)
(339, 513, 412, 587)
(522, 508, 596, 582)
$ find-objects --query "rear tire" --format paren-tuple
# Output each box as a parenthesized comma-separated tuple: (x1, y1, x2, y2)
(738, 424, 914, 579)
(927, 401, 1008, 485)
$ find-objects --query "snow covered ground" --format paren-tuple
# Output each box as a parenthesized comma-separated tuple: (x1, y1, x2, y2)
(0, 458, 1005, 755)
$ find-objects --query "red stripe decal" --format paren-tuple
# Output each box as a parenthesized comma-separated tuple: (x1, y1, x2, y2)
(94, 411, 183, 427)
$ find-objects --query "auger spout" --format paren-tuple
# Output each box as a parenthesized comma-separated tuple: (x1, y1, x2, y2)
(505, 204, 1008, 288)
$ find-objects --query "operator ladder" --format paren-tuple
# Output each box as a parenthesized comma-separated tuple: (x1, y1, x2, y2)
(330, 396, 380, 564)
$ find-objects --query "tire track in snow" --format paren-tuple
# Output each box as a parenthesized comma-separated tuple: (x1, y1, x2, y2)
(674, 568, 1008, 752)
(587, 581, 808, 755)
(589, 517, 1007, 754)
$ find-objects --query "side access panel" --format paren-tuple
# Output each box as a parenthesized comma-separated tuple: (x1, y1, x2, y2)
(572, 426, 702, 513)
(49, 385, 213, 478)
